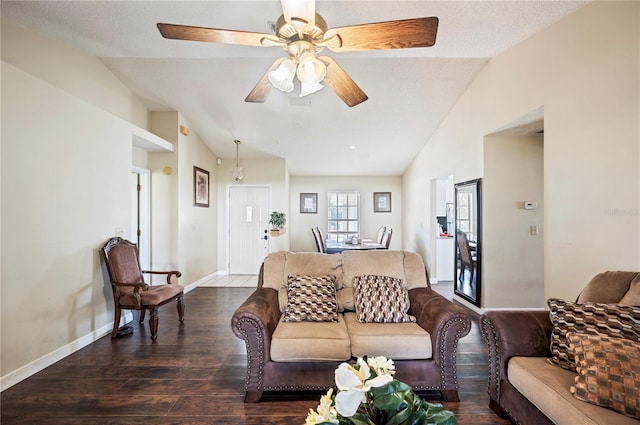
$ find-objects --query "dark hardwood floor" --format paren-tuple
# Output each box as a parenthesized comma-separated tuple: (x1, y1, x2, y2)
(1, 284, 511, 424)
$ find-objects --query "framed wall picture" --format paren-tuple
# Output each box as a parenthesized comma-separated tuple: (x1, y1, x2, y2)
(300, 193, 318, 214)
(194, 166, 210, 207)
(373, 192, 391, 213)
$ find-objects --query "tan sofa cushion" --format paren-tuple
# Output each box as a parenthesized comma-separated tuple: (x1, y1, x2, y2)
(262, 251, 288, 290)
(620, 273, 640, 305)
(342, 250, 407, 288)
(263, 251, 344, 290)
(509, 356, 640, 425)
(269, 250, 428, 313)
(403, 251, 429, 289)
(343, 312, 432, 360)
(271, 314, 351, 362)
(577, 271, 640, 304)
(285, 251, 344, 289)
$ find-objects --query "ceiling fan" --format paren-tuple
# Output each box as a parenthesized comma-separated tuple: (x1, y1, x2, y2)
(157, 0, 438, 107)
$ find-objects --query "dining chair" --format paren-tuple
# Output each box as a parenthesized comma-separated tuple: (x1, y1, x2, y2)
(101, 237, 185, 341)
(456, 231, 476, 284)
(381, 228, 393, 248)
(311, 227, 323, 253)
(315, 227, 327, 253)
(376, 226, 387, 244)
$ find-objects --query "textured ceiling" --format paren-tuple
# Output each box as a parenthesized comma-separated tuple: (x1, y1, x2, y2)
(1, 1, 588, 176)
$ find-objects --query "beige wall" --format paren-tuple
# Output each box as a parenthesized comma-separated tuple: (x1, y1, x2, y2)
(403, 1, 639, 308)
(1, 19, 148, 129)
(483, 135, 544, 308)
(1, 61, 134, 383)
(290, 176, 402, 253)
(176, 114, 219, 283)
(216, 158, 290, 271)
(1, 21, 219, 388)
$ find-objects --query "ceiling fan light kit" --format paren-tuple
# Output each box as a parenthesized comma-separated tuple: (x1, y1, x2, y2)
(157, 0, 438, 107)
(268, 58, 296, 93)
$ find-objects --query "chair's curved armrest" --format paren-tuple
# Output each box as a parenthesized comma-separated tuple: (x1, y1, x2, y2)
(480, 311, 552, 401)
(111, 281, 149, 308)
(143, 270, 182, 284)
(111, 281, 149, 290)
(409, 287, 471, 391)
(231, 287, 281, 363)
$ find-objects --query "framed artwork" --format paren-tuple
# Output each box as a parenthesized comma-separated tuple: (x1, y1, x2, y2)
(300, 193, 318, 214)
(194, 166, 210, 207)
(373, 192, 391, 213)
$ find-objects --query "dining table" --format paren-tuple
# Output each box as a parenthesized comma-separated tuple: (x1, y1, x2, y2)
(324, 239, 386, 254)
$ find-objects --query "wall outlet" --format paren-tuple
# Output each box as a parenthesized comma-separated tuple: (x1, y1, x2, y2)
(115, 227, 123, 237)
(530, 225, 538, 236)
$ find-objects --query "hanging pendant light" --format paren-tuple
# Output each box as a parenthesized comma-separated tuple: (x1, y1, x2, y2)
(232, 140, 243, 182)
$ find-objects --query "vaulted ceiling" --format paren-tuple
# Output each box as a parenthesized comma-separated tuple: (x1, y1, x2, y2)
(1, 1, 587, 175)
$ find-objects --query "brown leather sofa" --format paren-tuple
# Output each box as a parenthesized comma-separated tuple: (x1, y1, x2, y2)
(480, 271, 640, 425)
(231, 250, 471, 403)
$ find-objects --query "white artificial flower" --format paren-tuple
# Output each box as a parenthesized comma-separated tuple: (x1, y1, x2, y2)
(335, 386, 367, 417)
(317, 389, 339, 423)
(367, 356, 396, 377)
(334, 358, 374, 416)
(305, 391, 339, 425)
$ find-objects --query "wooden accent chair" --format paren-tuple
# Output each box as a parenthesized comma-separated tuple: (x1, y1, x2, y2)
(101, 237, 185, 341)
(456, 231, 476, 283)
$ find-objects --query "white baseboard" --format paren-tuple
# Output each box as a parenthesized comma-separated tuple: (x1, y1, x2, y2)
(482, 307, 546, 312)
(0, 312, 133, 391)
(453, 295, 484, 315)
(183, 271, 222, 293)
(3, 270, 269, 391)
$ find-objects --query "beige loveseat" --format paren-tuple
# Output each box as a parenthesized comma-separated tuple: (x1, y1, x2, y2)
(231, 250, 471, 402)
(480, 271, 640, 425)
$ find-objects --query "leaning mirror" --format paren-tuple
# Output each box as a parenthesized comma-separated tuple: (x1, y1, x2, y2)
(454, 179, 481, 306)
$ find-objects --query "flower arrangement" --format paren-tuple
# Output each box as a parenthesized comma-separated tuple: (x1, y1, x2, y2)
(305, 356, 457, 425)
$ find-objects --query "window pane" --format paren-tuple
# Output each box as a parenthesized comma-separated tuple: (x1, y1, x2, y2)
(327, 191, 360, 241)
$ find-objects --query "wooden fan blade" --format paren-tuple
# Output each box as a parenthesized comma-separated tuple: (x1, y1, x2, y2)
(157, 23, 277, 47)
(281, 0, 315, 27)
(323, 17, 438, 52)
(319, 56, 368, 107)
(245, 58, 286, 103)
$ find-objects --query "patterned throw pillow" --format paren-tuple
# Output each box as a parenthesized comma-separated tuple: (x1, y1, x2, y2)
(353, 275, 416, 323)
(283, 275, 338, 322)
(547, 298, 640, 371)
(568, 333, 640, 420)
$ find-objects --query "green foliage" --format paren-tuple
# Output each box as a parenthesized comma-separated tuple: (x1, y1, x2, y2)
(269, 211, 286, 228)
(344, 380, 456, 425)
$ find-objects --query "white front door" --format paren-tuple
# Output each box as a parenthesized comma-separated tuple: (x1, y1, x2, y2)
(228, 186, 270, 274)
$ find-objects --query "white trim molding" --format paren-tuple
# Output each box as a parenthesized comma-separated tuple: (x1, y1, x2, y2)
(0, 312, 133, 391)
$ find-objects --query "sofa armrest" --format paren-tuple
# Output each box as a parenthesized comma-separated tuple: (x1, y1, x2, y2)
(409, 287, 472, 394)
(479, 311, 552, 403)
(231, 287, 281, 395)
